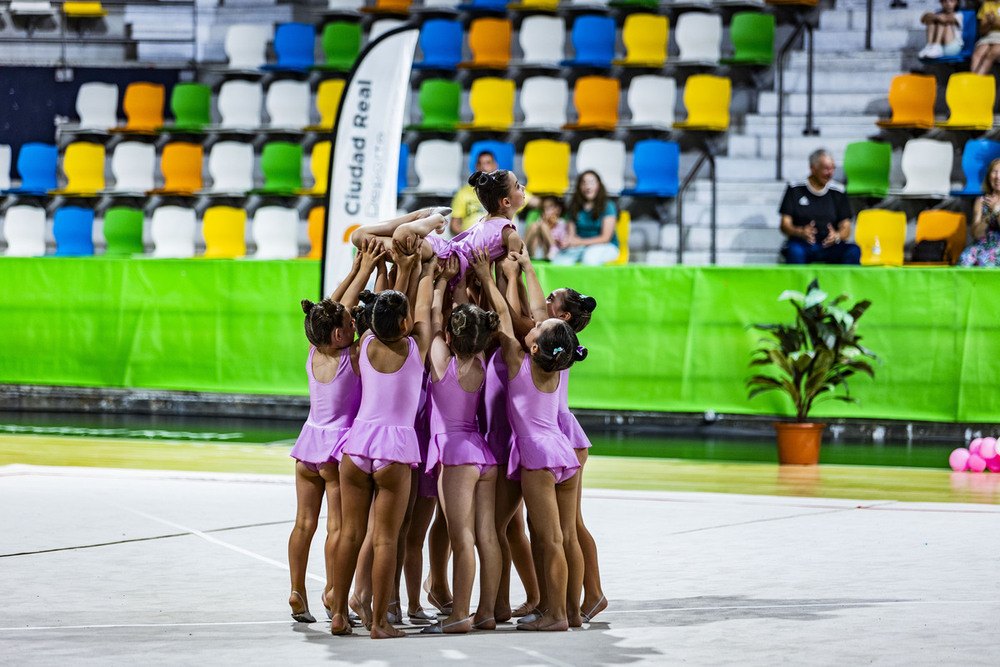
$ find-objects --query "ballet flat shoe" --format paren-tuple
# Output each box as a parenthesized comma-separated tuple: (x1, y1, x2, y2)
(290, 591, 316, 623)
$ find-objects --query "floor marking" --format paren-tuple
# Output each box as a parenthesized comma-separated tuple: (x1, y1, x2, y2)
(0, 621, 292, 632)
(121, 507, 324, 583)
(440, 649, 468, 660)
(600, 600, 1000, 615)
(510, 646, 575, 667)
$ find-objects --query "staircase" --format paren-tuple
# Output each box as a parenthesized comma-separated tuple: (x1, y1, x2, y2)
(647, 0, 937, 266)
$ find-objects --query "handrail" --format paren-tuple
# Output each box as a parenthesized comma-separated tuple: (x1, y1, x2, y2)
(675, 146, 717, 265)
(776, 18, 818, 181)
(866, 0, 873, 51)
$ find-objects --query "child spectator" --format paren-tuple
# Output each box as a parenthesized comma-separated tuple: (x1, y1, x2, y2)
(524, 196, 568, 261)
(918, 0, 963, 59)
(971, 0, 1000, 74)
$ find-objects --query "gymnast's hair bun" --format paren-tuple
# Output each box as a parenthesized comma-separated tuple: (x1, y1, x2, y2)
(301, 299, 316, 314)
(580, 295, 597, 313)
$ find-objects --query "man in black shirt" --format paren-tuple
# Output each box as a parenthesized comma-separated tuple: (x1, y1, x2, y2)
(778, 149, 862, 264)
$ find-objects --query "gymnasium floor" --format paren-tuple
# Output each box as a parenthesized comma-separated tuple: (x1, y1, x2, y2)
(2, 431, 999, 665)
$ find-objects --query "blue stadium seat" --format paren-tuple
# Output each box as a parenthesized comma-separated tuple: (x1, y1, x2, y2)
(261, 22, 316, 72)
(930, 10, 976, 64)
(561, 15, 616, 68)
(6, 143, 58, 195)
(398, 143, 409, 193)
(52, 206, 95, 256)
(622, 139, 680, 197)
(414, 19, 463, 70)
(952, 138, 1000, 197)
(467, 140, 514, 173)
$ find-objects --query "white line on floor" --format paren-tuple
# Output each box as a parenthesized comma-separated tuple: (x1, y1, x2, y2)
(600, 600, 1000, 615)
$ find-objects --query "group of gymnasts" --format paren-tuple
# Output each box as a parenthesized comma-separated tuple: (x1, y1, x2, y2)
(287, 169, 607, 638)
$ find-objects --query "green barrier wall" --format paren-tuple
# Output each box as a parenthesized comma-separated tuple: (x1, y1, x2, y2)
(1, 258, 998, 422)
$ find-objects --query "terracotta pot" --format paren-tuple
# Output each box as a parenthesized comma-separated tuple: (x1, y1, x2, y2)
(773, 422, 825, 465)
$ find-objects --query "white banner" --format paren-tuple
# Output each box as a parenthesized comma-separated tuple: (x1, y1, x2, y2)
(320, 25, 419, 298)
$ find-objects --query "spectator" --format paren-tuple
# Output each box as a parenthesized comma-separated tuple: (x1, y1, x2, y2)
(778, 150, 861, 265)
(918, 0, 963, 60)
(524, 196, 569, 261)
(450, 150, 497, 235)
(551, 170, 620, 266)
(971, 1, 1000, 75)
(958, 157, 1000, 266)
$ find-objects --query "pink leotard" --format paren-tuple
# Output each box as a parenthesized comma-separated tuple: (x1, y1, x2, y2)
(290, 345, 361, 466)
(481, 348, 514, 464)
(558, 369, 592, 450)
(341, 335, 423, 472)
(426, 356, 497, 475)
(506, 353, 581, 484)
(425, 217, 515, 280)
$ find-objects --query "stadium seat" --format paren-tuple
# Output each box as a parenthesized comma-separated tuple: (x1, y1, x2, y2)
(675, 12, 722, 64)
(673, 75, 730, 131)
(256, 141, 303, 195)
(52, 141, 105, 196)
(935, 73, 995, 131)
(150, 206, 196, 258)
(408, 78, 461, 131)
(368, 18, 406, 41)
(63, 2, 107, 18)
(74, 81, 118, 131)
(265, 79, 311, 130)
(913, 210, 967, 265)
(251, 206, 300, 259)
(608, 0, 657, 8)
(101, 206, 145, 256)
(112, 82, 165, 135)
(842, 141, 892, 199)
(575, 138, 626, 194)
(614, 13, 668, 67)
(519, 76, 569, 130)
(52, 206, 95, 256)
(305, 79, 346, 132)
(456, 0, 506, 11)
(606, 210, 630, 265)
(468, 140, 515, 173)
(108, 141, 156, 194)
(304, 206, 325, 260)
(855, 209, 906, 266)
(626, 75, 676, 129)
(163, 82, 211, 132)
(205, 141, 255, 194)
(561, 14, 616, 68)
(952, 139, 1000, 197)
(1, 205, 47, 257)
(517, 15, 564, 67)
(875, 74, 936, 130)
(7, 142, 58, 195)
(564, 76, 619, 131)
(523, 139, 571, 195)
(301, 141, 331, 196)
(409, 139, 463, 194)
(508, 0, 558, 9)
(361, 0, 412, 13)
(152, 142, 203, 195)
(928, 9, 976, 64)
(460, 77, 515, 131)
(398, 144, 409, 193)
(621, 139, 680, 197)
(897, 138, 954, 198)
(0, 144, 11, 191)
(223, 23, 271, 71)
(459, 17, 511, 69)
(217, 79, 263, 131)
(262, 22, 316, 72)
(202, 205, 247, 258)
(722, 12, 774, 65)
(316, 21, 362, 71)
(415, 19, 463, 70)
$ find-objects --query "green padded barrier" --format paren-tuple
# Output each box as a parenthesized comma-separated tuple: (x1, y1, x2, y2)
(0, 258, 998, 422)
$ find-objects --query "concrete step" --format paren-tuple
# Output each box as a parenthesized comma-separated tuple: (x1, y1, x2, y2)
(743, 114, 882, 135)
(781, 69, 899, 94)
(786, 51, 905, 73)
(728, 134, 863, 161)
(688, 180, 789, 205)
(758, 91, 887, 116)
(716, 157, 806, 182)
(682, 202, 779, 229)
(820, 6, 935, 31)
(813, 28, 923, 52)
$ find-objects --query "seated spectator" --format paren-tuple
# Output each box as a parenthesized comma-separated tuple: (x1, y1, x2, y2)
(959, 157, 1000, 266)
(919, 0, 963, 59)
(525, 196, 569, 261)
(552, 170, 620, 266)
(450, 150, 496, 235)
(971, 1, 1000, 74)
(779, 150, 861, 265)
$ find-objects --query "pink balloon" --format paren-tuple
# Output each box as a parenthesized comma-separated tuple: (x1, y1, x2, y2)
(949, 448, 971, 472)
(969, 454, 988, 473)
(980, 437, 998, 460)
(987, 458, 1000, 473)
(969, 438, 983, 456)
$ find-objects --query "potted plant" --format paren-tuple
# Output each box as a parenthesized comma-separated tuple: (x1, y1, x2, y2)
(746, 279, 879, 465)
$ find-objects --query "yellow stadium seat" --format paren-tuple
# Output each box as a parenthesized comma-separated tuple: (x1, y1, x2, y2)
(673, 75, 731, 131)
(300, 141, 331, 196)
(855, 209, 906, 266)
(606, 210, 630, 265)
(202, 206, 247, 259)
(459, 77, 516, 131)
(935, 73, 995, 131)
(63, 1, 107, 18)
(305, 79, 346, 132)
(523, 139, 571, 195)
(305, 206, 326, 260)
(614, 14, 668, 67)
(52, 141, 105, 196)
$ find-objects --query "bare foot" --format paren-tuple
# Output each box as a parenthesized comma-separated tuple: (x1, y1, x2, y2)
(401, 212, 447, 238)
(349, 593, 372, 630)
(371, 621, 405, 639)
(511, 601, 538, 617)
(516, 613, 569, 632)
(329, 613, 353, 635)
(581, 594, 608, 622)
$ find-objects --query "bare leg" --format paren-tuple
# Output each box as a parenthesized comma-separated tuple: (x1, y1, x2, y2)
(329, 456, 374, 634)
(502, 226, 525, 255)
(575, 449, 606, 622)
(369, 463, 412, 639)
(349, 503, 375, 629)
(472, 466, 501, 629)
(557, 472, 584, 627)
(495, 468, 540, 621)
(436, 464, 480, 633)
(387, 471, 419, 624)
(288, 461, 325, 621)
(517, 469, 569, 632)
(320, 461, 342, 617)
(404, 494, 436, 618)
(425, 500, 453, 613)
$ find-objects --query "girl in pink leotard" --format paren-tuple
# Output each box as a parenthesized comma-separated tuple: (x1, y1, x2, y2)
(475, 247, 587, 632)
(420, 256, 502, 635)
(328, 251, 437, 639)
(287, 240, 384, 624)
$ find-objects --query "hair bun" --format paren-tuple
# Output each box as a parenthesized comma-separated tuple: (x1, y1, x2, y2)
(358, 289, 376, 305)
(573, 345, 588, 362)
(468, 171, 483, 187)
(452, 310, 468, 334)
(301, 299, 315, 314)
(486, 311, 500, 332)
(581, 295, 597, 313)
